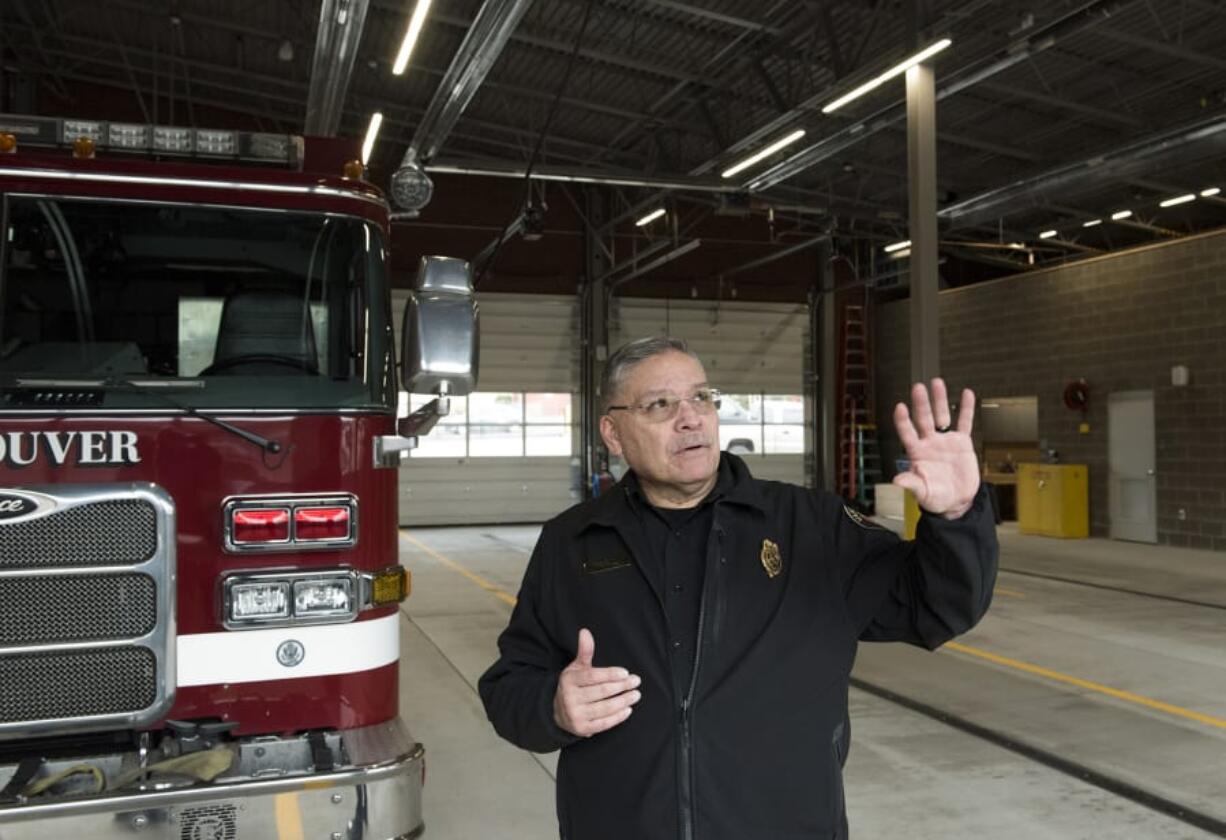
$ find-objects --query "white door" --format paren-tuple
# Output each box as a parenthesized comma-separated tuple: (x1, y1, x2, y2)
(1108, 390, 1157, 543)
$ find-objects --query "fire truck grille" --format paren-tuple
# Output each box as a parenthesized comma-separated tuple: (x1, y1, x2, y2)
(0, 484, 173, 738)
(0, 647, 158, 723)
(0, 499, 157, 569)
(180, 804, 238, 840)
(0, 574, 156, 645)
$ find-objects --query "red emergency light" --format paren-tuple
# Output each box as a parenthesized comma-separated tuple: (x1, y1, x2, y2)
(295, 506, 351, 542)
(232, 508, 290, 544)
(224, 495, 357, 553)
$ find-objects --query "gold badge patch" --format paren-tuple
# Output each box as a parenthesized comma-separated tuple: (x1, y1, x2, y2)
(760, 538, 782, 579)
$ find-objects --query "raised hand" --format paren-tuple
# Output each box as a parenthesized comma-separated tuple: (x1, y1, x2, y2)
(553, 628, 642, 737)
(892, 378, 981, 519)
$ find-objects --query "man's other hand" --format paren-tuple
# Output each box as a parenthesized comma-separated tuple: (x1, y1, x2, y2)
(553, 628, 642, 737)
(893, 377, 981, 520)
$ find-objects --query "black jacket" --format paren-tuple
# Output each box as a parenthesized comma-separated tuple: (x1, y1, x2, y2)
(479, 454, 998, 840)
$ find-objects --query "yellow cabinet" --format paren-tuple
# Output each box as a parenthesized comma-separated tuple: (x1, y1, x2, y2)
(1017, 464, 1089, 538)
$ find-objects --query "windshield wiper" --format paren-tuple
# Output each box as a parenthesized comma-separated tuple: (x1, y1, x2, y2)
(107, 378, 283, 454)
(12, 377, 282, 455)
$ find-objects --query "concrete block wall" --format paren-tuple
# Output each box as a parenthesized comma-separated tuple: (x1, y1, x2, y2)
(875, 229, 1226, 548)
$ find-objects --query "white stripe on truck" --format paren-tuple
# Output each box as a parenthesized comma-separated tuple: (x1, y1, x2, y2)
(177, 612, 399, 686)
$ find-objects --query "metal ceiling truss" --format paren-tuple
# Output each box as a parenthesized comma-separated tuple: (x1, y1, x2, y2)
(6, 0, 1226, 276)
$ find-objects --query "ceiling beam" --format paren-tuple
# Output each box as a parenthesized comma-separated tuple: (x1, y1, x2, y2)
(1095, 27, 1226, 72)
(639, 0, 783, 36)
(752, 59, 790, 113)
(977, 81, 1143, 128)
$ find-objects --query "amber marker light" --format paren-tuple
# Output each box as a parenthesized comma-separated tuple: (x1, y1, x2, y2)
(72, 136, 96, 159)
(343, 159, 365, 179)
(370, 566, 411, 605)
(0, 133, 16, 154)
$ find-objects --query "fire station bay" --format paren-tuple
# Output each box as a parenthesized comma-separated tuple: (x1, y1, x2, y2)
(2, 3, 1226, 840)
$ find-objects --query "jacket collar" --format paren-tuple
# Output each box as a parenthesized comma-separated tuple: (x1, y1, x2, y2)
(579, 452, 767, 534)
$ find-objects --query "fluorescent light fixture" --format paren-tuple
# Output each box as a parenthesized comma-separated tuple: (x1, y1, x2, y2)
(1111, 210, 1132, 220)
(361, 112, 383, 165)
(721, 129, 806, 179)
(1159, 193, 1196, 207)
(1039, 230, 1057, 239)
(635, 208, 666, 227)
(883, 239, 912, 253)
(1082, 218, 1102, 228)
(392, 0, 434, 75)
(822, 39, 952, 114)
(1201, 187, 1221, 198)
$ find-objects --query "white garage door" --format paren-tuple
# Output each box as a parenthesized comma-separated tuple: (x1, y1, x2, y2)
(611, 297, 809, 486)
(395, 291, 580, 526)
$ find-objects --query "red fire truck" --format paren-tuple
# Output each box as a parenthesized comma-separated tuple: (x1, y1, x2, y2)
(0, 113, 477, 839)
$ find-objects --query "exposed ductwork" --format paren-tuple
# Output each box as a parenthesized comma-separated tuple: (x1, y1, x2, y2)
(391, 0, 535, 210)
(304, 0, 371, 137)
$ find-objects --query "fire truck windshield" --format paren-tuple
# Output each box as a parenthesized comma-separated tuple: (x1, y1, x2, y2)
(0, 196, 395, 411)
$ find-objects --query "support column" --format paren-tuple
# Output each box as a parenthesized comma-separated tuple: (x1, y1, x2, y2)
(807, 241, 837, 492)
(906, 61, 940, 385)
(580, 188, 610, 499)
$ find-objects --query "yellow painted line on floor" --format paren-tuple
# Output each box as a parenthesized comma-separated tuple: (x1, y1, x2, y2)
(273, 792, 305, 840)
(402, 531, 518, 607)
(404, 529, 1226, 734)
(993, 586, 1026, 598)
(944, 641, 1226, 731)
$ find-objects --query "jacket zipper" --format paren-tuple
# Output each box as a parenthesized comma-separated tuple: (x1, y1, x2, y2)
(678, 523, 724, 840)
(831, 723, 847, 838)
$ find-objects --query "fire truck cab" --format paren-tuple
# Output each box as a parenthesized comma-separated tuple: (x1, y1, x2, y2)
(0, 114, 477, 839)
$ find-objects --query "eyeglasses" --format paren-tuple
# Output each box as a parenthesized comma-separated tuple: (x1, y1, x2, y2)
(606, 388, 722, 424)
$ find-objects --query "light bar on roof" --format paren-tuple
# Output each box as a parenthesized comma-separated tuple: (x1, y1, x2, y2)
(1039, 230, 1057, 239)
(1199, 187, 1220, 198)
(0, 113, 303, 166)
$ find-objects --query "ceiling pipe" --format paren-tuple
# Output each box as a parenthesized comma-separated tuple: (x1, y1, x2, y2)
(425, 159, 731, 193)
(304, 0, 371, 136)
(744, 0, 1133, 192)
(608, 239, 702, 290)
(720, 234, 830, 279)
(472, 214, 527, 270)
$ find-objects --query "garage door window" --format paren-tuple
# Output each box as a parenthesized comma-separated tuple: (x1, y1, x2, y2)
(405, 392, 573, 457)
(719, 393, 804, 455)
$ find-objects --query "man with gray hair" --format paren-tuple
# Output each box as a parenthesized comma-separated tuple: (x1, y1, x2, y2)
(480, 336, 997, 840)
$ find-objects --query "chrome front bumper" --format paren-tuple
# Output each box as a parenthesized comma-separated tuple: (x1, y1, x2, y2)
(0, 719, 424, 840)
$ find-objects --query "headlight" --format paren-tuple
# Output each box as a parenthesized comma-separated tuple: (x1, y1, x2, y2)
(294, 578, 354, 618)
(223, 568, 406, 629)
(224, 571, 357, 628)
(230, 581, 290, 621)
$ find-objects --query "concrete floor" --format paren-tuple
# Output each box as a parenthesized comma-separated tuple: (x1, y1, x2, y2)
(395, 522, 1226, 839)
